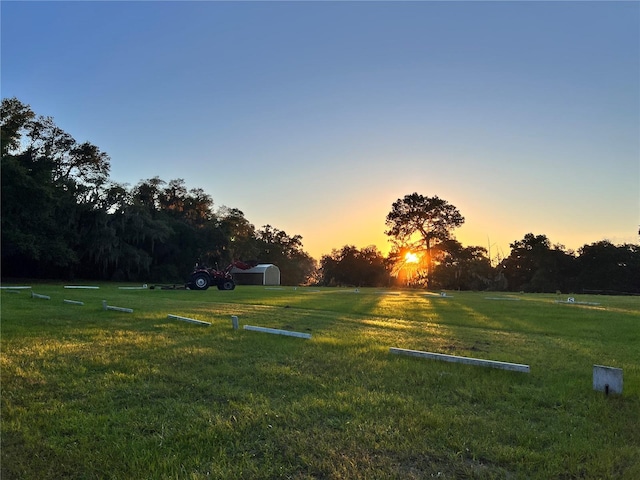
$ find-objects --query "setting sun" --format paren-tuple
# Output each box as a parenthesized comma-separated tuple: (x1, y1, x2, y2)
(405, 252, 419, 263)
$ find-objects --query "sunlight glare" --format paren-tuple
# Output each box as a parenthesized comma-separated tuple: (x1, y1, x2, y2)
(405, 252, 419, 263)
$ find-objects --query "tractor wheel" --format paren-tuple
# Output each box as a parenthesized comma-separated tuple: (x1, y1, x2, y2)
(218, 280, 235, 291)
(190, 272, 210, 290)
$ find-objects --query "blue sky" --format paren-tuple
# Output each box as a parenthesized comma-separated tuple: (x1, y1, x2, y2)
(2, 1, 638, 260)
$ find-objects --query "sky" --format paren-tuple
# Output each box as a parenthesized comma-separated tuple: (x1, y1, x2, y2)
(2, 1, 639, 261)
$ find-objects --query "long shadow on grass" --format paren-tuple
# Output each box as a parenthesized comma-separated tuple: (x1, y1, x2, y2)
(4, 289, 640, 479)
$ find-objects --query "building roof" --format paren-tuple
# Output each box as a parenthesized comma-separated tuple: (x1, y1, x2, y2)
(230, 263, 279, 274)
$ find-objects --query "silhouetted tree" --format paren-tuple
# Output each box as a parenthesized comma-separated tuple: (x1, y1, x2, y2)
(385, 193, 464, 287)
(2, 98, 316, 283)
(1, 97, 110, 277)
(213, 207, 258, 265)
(1, 97, 34, 156)
(319, 245, 390, 287)
(576, 241, 640, 294)
(255, 225, 316, 285)
(431, 240, 493, 290)
(499, 233, 577, 292)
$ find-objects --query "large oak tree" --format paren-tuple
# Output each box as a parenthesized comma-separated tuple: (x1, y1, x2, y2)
(385, 193, 464, 287)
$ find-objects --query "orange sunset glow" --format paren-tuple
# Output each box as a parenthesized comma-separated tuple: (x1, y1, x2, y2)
(404, 252, 420, 263)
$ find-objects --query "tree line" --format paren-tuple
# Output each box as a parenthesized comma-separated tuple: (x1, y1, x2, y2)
(317, 194, 639, 294)
(3, 98, 638, 292)
(1, 98, 315, 284)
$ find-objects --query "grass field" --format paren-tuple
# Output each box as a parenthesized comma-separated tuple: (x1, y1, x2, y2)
(1, 284, 639, 479)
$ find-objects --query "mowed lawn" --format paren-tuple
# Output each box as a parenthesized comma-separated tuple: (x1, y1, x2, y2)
(1, 284, 639, 479)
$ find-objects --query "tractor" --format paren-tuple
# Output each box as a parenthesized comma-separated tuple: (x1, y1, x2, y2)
(186, 261, 252, 291)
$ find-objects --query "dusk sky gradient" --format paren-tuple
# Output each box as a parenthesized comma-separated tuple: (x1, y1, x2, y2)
(2, 1, 638, 260)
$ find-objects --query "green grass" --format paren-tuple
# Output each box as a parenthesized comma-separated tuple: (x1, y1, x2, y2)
(2, 284, 639, 479)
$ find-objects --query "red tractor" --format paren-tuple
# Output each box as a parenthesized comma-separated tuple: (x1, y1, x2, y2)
(186, 261, 252, 291)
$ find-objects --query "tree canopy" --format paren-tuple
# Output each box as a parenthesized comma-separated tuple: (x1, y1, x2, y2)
(385, 193, 464, 287)
(3, 98, 638, 293)
(318, 245, 391, 287)
(1, 98, 315, 284)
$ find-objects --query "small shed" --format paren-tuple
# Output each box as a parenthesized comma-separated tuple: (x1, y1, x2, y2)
(231, 264, 281, 286)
